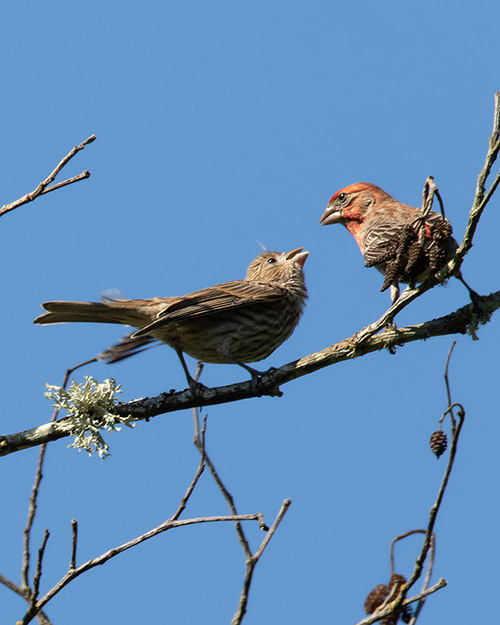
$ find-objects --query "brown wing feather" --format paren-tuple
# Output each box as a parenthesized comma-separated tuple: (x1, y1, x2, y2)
(132, 280, 287, 338)
(362, 209, 448, 266)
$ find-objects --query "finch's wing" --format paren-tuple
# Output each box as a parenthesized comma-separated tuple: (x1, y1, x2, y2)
(362, 209, 450, 266)
(362, 220, 405, 266)
(132, 280, 287, 338)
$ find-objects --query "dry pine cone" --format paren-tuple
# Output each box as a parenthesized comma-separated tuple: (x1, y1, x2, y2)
(430, 430, 448, 458)
(364, 574, 412, 625)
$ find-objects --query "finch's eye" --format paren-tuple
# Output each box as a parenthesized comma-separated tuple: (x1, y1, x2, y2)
(338, 193, 346, 201)
(266, 257, 277, 264)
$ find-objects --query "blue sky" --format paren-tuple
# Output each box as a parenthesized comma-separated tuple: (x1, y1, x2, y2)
(1, 1, 499, 623)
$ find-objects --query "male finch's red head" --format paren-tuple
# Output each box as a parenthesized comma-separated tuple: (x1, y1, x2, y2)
(319, 183, 412, 253)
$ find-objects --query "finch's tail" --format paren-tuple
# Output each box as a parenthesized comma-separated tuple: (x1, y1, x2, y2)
(33, 301, 152, 327)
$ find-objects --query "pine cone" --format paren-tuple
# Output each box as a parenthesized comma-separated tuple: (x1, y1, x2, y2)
(364, 574, 411, 625)
(430, 430, 448, 458)
(388, 573, 406, 591)
(364, 583, 389, 614)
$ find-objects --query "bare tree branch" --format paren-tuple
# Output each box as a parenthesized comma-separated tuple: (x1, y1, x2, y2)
(0, 135, 95, 219)
(19, 513, 270, 625)
(16, 398, 279, 624)
(0, 289, 496, 457)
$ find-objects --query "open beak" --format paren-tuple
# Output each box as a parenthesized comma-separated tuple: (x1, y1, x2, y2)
(286, 247, 309, 268)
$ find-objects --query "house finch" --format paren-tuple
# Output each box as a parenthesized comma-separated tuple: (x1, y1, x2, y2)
(319, 182, 468, 302)
(34, 248, 309, 388)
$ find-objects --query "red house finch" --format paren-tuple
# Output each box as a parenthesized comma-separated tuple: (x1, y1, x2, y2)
(319, 182, 468, 302)
(34, 248, 309, 388)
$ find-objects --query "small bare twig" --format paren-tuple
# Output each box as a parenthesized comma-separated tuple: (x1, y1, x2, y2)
(408, 534, 436, 625)
(29, 530, 50, 615)
(452, 90, 500, 271)
(0, 573, 28, 597)
(70, 520, 78, 570)
(421, 176, 445, 218)
(232, 499, 291, 625)
(443, 341, 457, 428)
(192, 404, 253, 560)
(389, 529, 429, 577)
(0, 135, 95, 219)
(191, 362, 204, 443)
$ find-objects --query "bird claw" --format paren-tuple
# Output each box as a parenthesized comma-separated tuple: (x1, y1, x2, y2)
(249, 366, 280, 396)
(469, 289, 483, 309)
(188, 378, 208, 399)
(250, 372, 263, 395)
(383, 320, 402, 355)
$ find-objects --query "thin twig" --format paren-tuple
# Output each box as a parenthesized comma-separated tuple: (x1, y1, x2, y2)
(389, 529, 427, 576)
(191, 362, 204, 442)
(70, 520, 78, 570)
(0, 573, 28, 598)
(421, 176, 444, 218)
(0, 135, 95, 218)
(409, 533, 436, 625)
(452, 91, 500, 269)
(29, 530, 50, 613)
(192, 405, 254, 559)
(22, 444, 48, 589)
(40, 171, 91, 195)
(232, 499, 291, 625)
(253, 498, 290, 560)
(444, 341, 456, 429)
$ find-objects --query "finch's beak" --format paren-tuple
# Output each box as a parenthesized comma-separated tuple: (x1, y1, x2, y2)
(319, 205, 343, 226)
(286, 247, 309, 268)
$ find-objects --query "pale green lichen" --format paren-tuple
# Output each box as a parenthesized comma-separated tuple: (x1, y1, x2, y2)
(45, 377, 135, 458)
